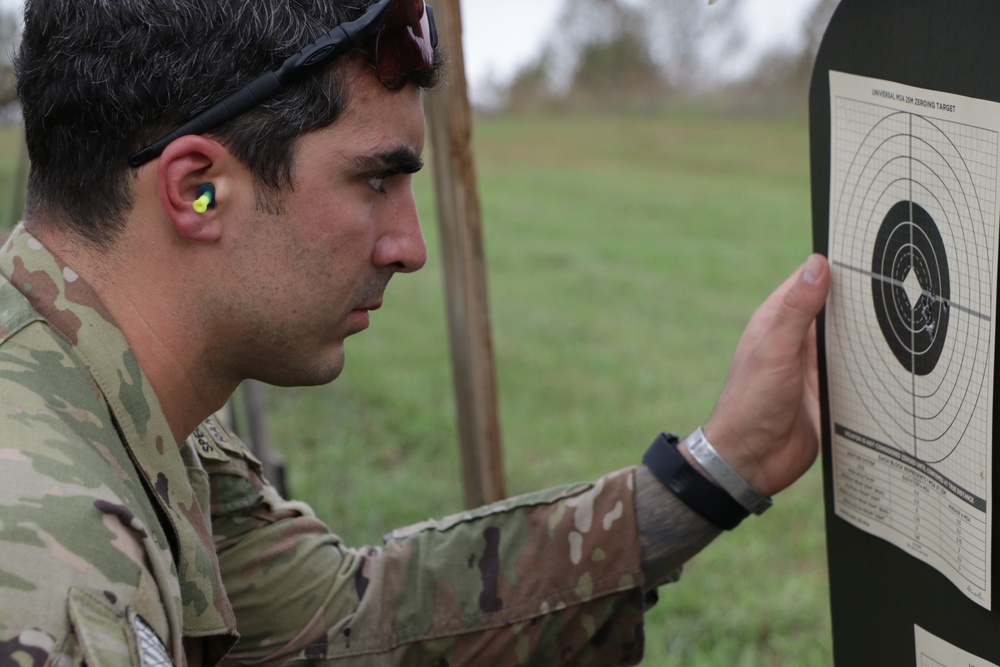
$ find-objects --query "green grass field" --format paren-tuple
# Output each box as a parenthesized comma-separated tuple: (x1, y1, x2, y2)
(0, 110, 833, 665)
(261, 110, 834, 666)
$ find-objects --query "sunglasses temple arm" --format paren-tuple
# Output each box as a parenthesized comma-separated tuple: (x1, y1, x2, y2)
(127, 0, 393, 167)
(280, 0, 390, 72)
(128, 71, 285, 167)
(126, 23, 355, 168)
(427, 5, 438, 48)
(127, 25, 363, 167)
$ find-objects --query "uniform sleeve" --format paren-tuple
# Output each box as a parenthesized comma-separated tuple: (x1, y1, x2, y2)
(201, 424, 649, 666)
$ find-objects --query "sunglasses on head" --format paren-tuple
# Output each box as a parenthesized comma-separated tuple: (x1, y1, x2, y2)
(128, 0, 437, 167)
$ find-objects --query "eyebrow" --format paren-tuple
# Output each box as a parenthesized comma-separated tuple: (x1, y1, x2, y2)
(352, 146, 424, 174)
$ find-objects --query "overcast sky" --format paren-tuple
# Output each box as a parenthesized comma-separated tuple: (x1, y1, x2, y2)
(460, 0, 819, 102)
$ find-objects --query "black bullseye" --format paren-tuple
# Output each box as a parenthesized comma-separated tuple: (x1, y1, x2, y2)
(871, 200, 950, 376)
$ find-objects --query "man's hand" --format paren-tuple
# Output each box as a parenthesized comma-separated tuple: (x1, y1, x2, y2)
(700, 253, 831, 498)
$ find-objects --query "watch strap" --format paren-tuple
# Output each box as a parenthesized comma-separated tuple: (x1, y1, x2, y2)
(642, 432, 749, 530)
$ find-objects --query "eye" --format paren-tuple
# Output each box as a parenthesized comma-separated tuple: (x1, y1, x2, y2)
(365, 171, 391, 195)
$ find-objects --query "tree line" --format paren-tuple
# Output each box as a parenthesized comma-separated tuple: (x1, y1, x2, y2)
(489, 0, 840, 114)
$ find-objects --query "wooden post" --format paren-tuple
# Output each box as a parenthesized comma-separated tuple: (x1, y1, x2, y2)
(424, 0, 506, 508)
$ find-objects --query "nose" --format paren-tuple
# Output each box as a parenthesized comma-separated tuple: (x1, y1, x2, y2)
(373, 188, 427, 273)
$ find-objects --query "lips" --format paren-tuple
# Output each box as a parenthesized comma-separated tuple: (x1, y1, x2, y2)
(347, 300, 381, 333)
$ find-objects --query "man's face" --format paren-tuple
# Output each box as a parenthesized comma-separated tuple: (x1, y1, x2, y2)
(216, 64, 428, 387)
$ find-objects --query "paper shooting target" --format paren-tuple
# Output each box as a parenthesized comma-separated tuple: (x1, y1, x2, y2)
(828, 103, 996, 469)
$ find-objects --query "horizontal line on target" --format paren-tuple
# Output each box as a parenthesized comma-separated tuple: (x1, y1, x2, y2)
(832, 260, 991, 321)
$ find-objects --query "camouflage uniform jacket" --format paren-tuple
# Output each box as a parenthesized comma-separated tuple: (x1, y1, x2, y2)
(0, 226, 649, 666)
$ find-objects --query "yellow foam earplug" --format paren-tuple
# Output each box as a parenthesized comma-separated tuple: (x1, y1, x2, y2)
(193, 194, 211, 213)
(192, 183, 216, 213)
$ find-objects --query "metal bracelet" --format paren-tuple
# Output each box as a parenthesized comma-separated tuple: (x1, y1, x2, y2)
(682, 427, 773, 515)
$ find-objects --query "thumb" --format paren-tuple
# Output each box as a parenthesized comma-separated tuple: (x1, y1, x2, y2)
(765, 254, 830, 347)
(787, 253, 830, 311)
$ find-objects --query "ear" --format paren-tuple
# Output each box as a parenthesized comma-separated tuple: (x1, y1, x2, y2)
(157, 135, 232, 242)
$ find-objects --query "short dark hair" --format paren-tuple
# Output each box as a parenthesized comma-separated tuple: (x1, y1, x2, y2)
(15, 0, 441, 248)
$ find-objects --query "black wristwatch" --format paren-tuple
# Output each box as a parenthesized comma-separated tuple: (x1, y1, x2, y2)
(642, 432, 750, 530)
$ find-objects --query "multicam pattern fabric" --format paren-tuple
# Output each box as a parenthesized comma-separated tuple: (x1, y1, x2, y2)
(0, 225, 650, 666)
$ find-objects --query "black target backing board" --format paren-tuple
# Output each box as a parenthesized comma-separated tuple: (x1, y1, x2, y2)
(811, 1, 1000, 665)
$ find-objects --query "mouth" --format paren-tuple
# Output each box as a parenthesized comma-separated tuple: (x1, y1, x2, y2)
(348, 300, 382, 332)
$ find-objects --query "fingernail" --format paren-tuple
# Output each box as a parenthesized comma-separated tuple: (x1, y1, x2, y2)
(802, 254, 822, 284)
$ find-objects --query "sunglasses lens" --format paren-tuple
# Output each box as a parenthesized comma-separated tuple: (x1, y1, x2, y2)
(375, 0, 435, 89)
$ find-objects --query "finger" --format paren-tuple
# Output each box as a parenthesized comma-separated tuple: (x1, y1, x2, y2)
(803, 320, 819, 401)
(759, 254, 830, 352)
(801, 321, 821, 434)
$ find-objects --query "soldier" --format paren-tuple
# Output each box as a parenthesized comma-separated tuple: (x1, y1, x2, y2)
(0, 0, 830, 665)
